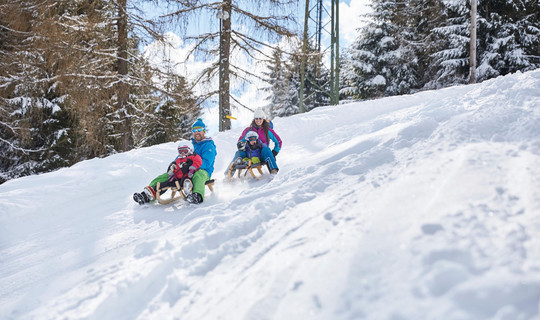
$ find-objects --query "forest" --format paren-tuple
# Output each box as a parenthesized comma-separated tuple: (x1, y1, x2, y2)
(1, 0, 538, 183)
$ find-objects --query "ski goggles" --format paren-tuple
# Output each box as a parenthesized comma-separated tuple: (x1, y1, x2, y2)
(178, 148, 190, 155)
(247, 136, 258, 141)
(192, 127, 204, 133)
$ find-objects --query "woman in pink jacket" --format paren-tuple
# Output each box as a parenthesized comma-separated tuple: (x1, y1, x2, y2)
(226, 108, 282, 175)
(239, 108, 282, 157)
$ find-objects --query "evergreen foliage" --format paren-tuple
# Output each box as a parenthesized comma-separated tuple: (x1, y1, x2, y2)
(476, 0, 540, 81)
(430, 1, 471, 86)
(263, 40, 330, 118)
(341, 0, 419, 99)
(340, 0, 540, 99)
(262, 47, 298, 118)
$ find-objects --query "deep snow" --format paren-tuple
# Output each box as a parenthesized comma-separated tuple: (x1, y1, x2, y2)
(1, 70, 540, 320)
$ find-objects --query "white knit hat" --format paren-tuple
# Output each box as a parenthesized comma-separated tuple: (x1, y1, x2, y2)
(254, 108, 266, 119)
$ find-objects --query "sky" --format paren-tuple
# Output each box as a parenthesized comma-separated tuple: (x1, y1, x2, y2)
(140, 0, 372, 132)
(1, 69, 539, 319)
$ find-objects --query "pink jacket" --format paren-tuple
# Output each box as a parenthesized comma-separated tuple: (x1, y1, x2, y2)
(239, 125, 282, 152)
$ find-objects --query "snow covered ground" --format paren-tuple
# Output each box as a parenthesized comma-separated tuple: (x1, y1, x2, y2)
(1, 69, 540, 320)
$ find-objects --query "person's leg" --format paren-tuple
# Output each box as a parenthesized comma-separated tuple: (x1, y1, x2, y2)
(225, 150, 248, 175)
(261, 147, 278, 171)
(142, 172, 170, 200)
(156, 178, 180, 194)
(149, 173, 170, 189)
(190, 169, 210, 203)
(134, 172, 170, 204)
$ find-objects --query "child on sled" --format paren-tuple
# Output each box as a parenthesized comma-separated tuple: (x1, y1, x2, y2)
(230, 131, 278, 177)
(133, 144, 202, 205)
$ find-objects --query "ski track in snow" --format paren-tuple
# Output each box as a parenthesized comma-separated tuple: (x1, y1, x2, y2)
(1, 70, 540, 320)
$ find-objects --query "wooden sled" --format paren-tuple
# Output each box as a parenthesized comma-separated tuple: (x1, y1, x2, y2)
(227, 159, 267, 180)
(155, 178, 215, 205)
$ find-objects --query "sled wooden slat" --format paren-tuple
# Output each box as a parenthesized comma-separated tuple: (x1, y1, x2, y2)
(156, 182, 183, 205)
(156, 178, 215, 205)
(228, 159, 268, 180)
(205, 179, 215, 192)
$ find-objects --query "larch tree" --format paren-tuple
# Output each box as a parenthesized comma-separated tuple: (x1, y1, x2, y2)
(0, 0, 80, 182)
(0, 0, 200, 183)
(117, 0, 133, 151)
(161, 0, 298, 131)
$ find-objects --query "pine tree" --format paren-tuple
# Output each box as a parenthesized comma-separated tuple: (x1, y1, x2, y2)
(429, 0, 539, 87)
(262, 39, 329, 118)
(341, 0, 538, 96)
(476, 0, 540, 81)
(262, 47, 298, 119)
(400, 0, 446, 91)
(138, 68, 200, 146)
(342, 0, 399, 99)
(288, 40, 329, 113)
(429, 0, 470, 87)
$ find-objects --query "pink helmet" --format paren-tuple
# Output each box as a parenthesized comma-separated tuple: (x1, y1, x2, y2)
(177, 143, 192, 156)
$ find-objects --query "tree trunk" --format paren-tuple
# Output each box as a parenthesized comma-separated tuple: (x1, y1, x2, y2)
(219, 0, 232, 131)
(299, 0, 309, 113)
(117, 0, 133, 150)
(469, 0, 477, 84)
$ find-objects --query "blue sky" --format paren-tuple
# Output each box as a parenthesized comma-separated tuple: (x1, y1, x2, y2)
(135, 0, 370, 49)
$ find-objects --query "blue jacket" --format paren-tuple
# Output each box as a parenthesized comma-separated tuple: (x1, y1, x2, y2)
(245, 140, 265, 159)
(191, 137, 217, 177)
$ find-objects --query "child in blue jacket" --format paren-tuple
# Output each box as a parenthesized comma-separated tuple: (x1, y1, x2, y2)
(236, 131, 278, 173)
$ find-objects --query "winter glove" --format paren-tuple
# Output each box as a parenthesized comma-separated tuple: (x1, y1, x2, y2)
(272, 149, 278, 157)
(180, 163, 190, 174)
(188, 166, 197, 178)
(167, 163, 177, 175)
(237, 140, 247, 151)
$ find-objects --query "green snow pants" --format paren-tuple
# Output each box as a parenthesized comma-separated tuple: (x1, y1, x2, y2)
(149, 173, 170, 189)
(149, 169, 209, 200)
(191, 169, 210, 200)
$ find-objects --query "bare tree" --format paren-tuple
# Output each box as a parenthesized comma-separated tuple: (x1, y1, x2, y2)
(162, 0, 298, 131)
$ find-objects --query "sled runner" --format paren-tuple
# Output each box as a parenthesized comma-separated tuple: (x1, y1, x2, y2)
(155, 178, 214, 205)
(227, 158, 267, 180)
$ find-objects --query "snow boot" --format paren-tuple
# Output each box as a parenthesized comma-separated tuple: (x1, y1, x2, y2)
(133, 192, 148, 205)
(143, 186, 156, 201)
(133, 187, 156, 205)
(225, 157, 244, 177)
(183, 179, 193, 194)
(186, 192, 203, 204)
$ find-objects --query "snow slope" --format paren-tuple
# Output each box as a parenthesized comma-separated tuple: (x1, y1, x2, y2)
(1, 70, 540, 320)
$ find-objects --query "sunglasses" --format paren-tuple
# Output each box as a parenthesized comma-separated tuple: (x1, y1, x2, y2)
(192, 127, 204, 133)
(254, 118, 264, 121)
